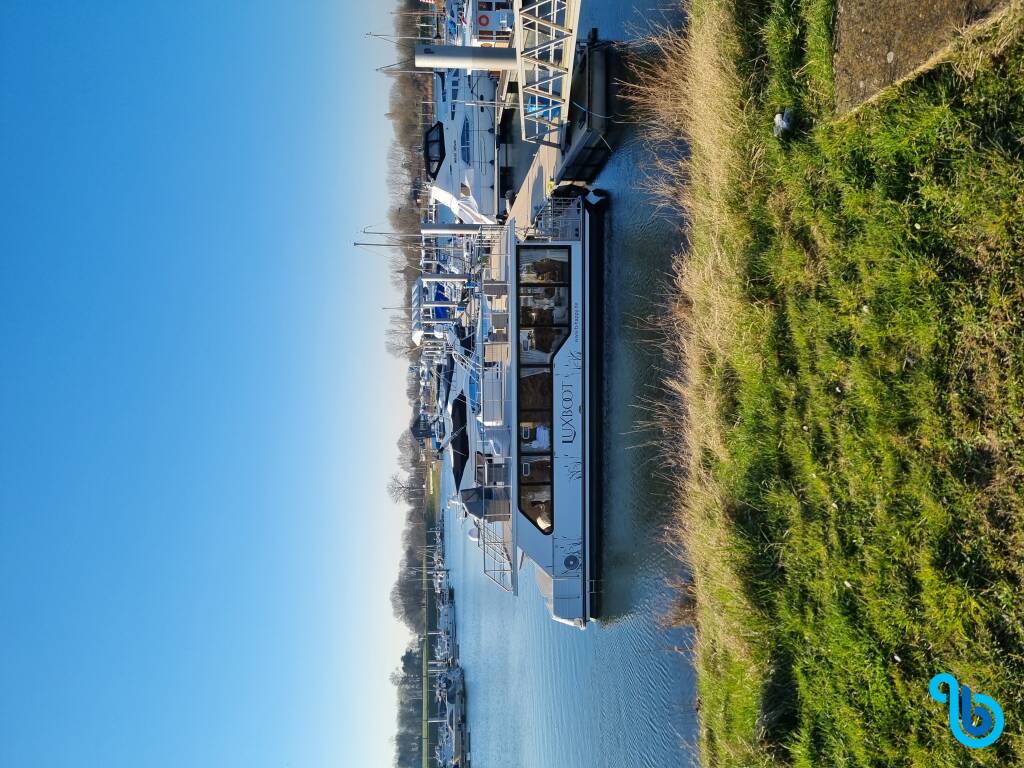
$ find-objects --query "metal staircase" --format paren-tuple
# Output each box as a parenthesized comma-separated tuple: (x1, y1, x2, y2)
(513, 0, 582, 146)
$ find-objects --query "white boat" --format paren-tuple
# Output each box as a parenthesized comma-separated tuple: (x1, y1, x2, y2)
(438, 190, 605, 629)
(507, 192, 604, 628)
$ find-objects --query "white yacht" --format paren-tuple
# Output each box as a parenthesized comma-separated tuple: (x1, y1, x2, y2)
(424, 53, 499, 226)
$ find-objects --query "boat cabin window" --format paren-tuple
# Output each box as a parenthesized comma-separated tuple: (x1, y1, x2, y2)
(460, 119, 471, 164)
(519, 287, 570, 325)
(520, 456, 553, 483)
(518, 248, 569, 283)
(520, 485, 553, 534)
(515, 244, 570, 535)
(518, 413, 551, 452)
(518, 369, 552, 410)
(519, 327, 571, 366)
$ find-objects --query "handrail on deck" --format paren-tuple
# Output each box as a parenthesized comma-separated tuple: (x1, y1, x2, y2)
(525, 196, 583, 241)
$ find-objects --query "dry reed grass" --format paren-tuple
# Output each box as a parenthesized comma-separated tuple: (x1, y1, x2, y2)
(625, 3, 773, 764)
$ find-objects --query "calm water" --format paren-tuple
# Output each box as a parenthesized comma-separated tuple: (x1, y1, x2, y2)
(441, 4, 695, 767)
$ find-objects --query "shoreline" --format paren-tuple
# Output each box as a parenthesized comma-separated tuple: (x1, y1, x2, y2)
(637, 2, 1024, 765)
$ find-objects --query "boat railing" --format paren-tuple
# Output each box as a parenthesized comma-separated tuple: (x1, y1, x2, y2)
(513, 0, 582, 146)
(479, 342, 509, 426)
(470, 224, 510, 283)
(527, 196, 584, 241)
(466, 332, 503, 428)
(476, 458, 515, 592)
(480, 515, 514, 593)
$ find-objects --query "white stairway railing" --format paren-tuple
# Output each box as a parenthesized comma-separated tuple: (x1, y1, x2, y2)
(513, 0, 581, 146)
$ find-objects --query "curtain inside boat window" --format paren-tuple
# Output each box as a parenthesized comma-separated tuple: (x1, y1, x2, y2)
(515, 244, 571, 535)
(460, 119, 471, 164)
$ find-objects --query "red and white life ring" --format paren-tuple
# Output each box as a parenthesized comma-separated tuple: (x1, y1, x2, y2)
(477, 14, 490, 27)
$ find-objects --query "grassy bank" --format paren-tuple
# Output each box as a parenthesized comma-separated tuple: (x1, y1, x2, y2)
(426, 460, 441, 523)
(635, 2, 1024, 765)
(422, 460, 442, 768)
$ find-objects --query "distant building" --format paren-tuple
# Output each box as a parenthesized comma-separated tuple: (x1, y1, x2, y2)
(469, 1, 513, 47)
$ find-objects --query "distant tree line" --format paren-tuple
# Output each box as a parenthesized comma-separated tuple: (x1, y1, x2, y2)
(391, 642, 425, 768)
(383, 3, 442, 766)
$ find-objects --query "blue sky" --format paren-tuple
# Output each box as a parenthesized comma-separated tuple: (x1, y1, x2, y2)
(0, 2, 412, 765)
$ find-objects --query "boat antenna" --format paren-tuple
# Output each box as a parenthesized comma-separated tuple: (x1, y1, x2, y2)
(365, 32, 439, 44)
(376, 60, 432, 76)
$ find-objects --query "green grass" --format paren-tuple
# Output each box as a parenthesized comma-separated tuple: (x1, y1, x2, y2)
(422, 460, 441, 768)
(426, 460, 441, 523)
(637, 2, 1024, 765)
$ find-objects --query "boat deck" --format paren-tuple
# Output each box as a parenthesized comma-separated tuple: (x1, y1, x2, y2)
(507, 143, 561, 226)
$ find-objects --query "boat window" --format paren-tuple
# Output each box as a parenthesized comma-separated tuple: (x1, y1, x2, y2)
(520, 456, 552, 483)
(460, 119, 471, 164)
(519, 327, 570, 365)
(517, 248, 569, 284)
(519, 485, 553, 534)
(515, 244, 571, 537)
(518, 412, 551, 453)
(518, 287, 570, 326)
(518, 369, 551, 411)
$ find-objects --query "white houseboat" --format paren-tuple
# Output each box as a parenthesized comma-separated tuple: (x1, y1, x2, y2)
(444, 191, 605, 629)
